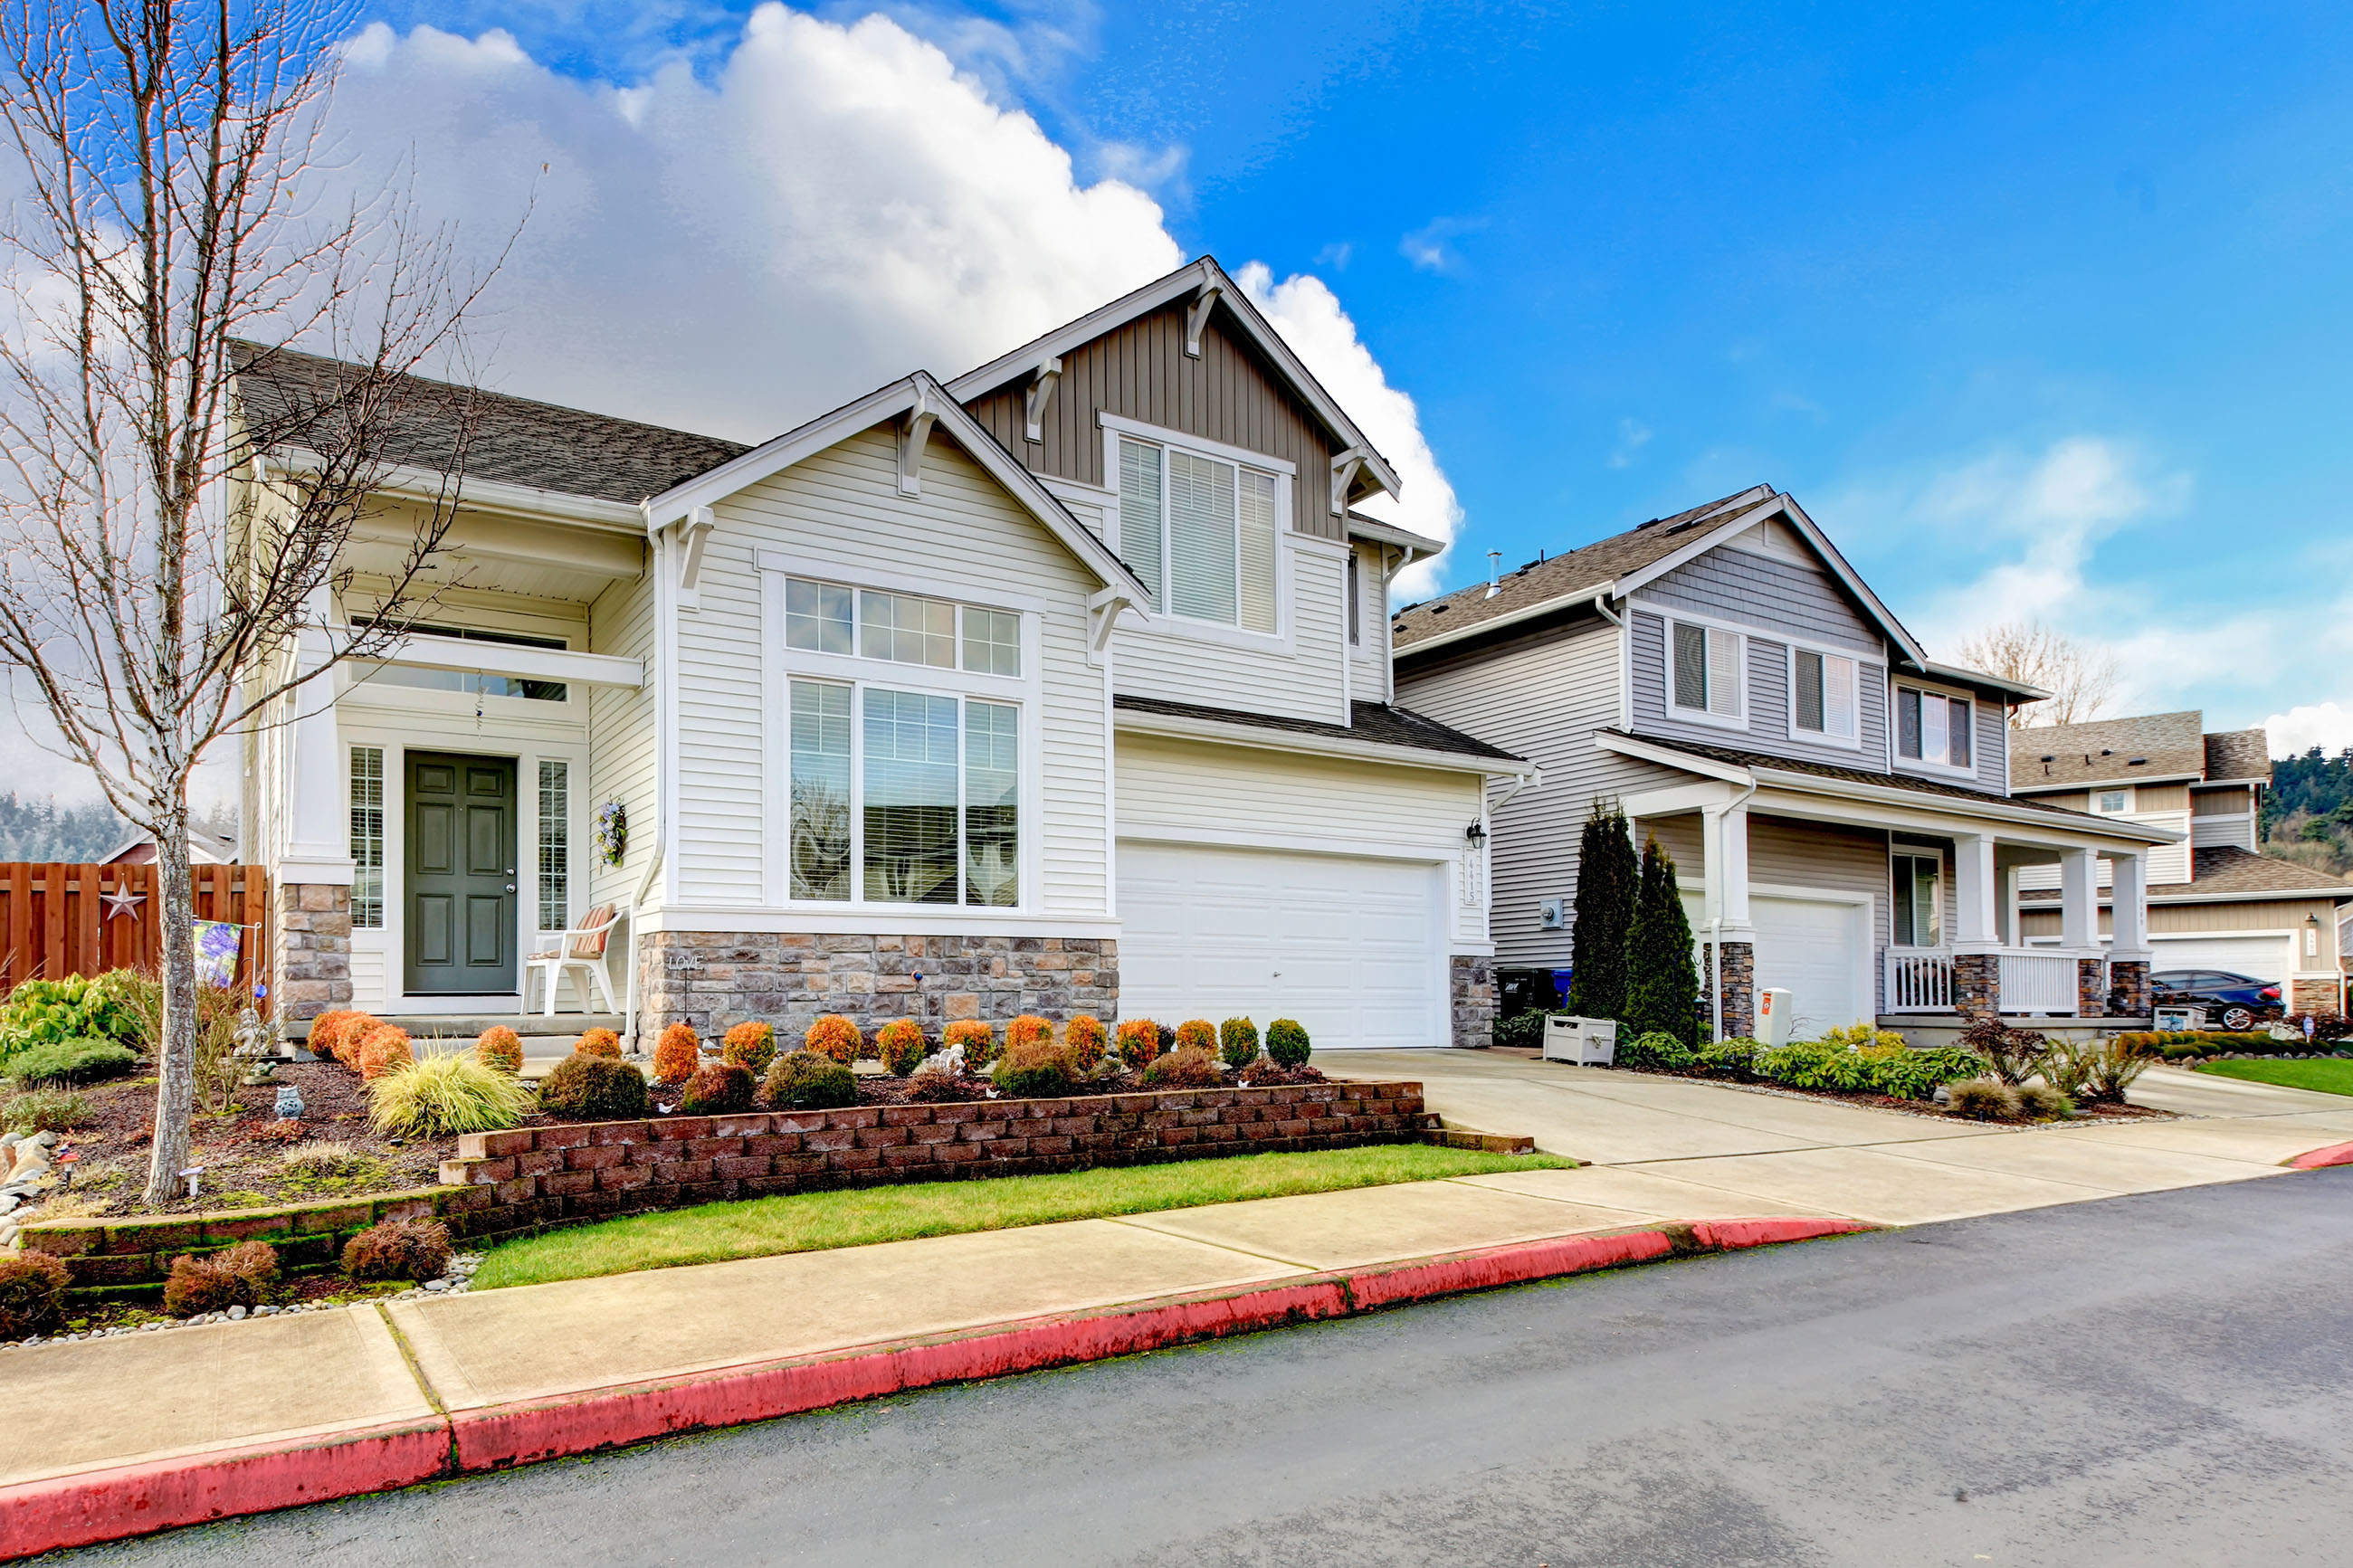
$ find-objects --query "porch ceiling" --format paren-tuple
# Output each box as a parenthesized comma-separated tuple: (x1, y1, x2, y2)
(346, 510, 644, 604)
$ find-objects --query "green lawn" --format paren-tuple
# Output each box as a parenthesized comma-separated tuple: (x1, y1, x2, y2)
(2195, 1058, 2353, 1097)
(474, 1144, 1573, 1290)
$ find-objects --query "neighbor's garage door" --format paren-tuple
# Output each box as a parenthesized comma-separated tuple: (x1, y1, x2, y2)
(2148, 934, 2291, 985)
(1750, 894, 1869, 1036)
(1118, 843, 1445, 1050)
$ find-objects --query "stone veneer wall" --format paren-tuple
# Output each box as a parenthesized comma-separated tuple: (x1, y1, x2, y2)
(2109, 959, 2151, 1018)
(1714, 941, 1755, 1040)
(272, 882, 352, 1022)
(1449, 955, 1493, 1049)
(2076, 958, 2109, 1018)
(637, 931, 1117, 1048)
(1952, 953, 1998, 1021)
(2291, 977, 2343, 1015)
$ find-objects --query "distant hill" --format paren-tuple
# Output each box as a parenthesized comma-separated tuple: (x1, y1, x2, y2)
(2264, 746, 2353, 877)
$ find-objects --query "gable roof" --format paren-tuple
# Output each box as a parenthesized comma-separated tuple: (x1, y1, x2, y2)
(1114, 693, 1526, 768)
(230, 341, 749, 506)
(2007, 711, 2215, 790)
(941, 257, 1403, 508)
(2204, 727, 2272, 784)
(2019, 846, 2352, 903)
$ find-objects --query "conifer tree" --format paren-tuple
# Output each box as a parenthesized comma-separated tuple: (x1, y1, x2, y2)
(1565, 800, 1637, 1021)
(1624, 837, 1701, 1044)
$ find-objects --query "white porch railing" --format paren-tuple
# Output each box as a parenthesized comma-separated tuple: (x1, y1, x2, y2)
(1997, 951, 2080, 1016)
(1884, 950, 1954, 1013)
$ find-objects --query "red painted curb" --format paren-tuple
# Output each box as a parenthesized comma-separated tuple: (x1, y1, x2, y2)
(1343, 1230, 1674, 1309)
(1690, 1218, 1874, 1250)
(0, 1419, 449, 1560)
(2287, 1141, 2353, 1170)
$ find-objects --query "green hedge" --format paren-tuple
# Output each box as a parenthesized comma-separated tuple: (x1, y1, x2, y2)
(2117, 1030, 2350, 1061)
(1750, 1041, 1986, 1100)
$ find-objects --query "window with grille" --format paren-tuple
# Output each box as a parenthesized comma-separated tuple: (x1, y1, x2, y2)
(785, 577, 1018, 678)
(538, 760, 568, 930)
(350, 746, 384, 928)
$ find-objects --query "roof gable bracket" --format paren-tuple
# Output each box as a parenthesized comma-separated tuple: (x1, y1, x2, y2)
(1086, 584, 1142, 655)
(1330, 449, 1366, 518)
(1185, 282, 1224, 357)
(1022, 356, 1063, 442)
(898, 387, 938, 498)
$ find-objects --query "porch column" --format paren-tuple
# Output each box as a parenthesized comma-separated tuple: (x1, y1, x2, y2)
(1701, 801, 1755, 1039)
(272, 597, 355, 1025)
(2058, 847, 2100, 949)
(2108, 851, 2153, 1019)
(1953, 832, 1998, 947)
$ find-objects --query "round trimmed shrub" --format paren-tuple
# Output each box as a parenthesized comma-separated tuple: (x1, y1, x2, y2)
(342, 1219, 452, 1283)
(1175, 1019, 1217, 1055)
(163, 1240, 279, 1316)
(475, 1025, 523, 1074)
(1116, 1017, 1160, 1070)
(1217, 1017, 1259, 1070)
(321, 1011, 379, 1068)
(572, 1028, 623, 1059)
(876, 1018, 928, 1076)
(0, 1251, 71, 1338)
(1946, 1079, 2019, 1121)
(943, 1019, 996, 1070)
(1007, 1014, 1053, 1050)
(1065, 1014, 1109, 1073)
(993, 1036, 1076, 1098)
(680, 1060, 757, 1115)
(723, 1021, 777, 1075)
(653, 1022, 701, 1086)
(2014, 1082, 2073, 1121)
(1264, 1018, 1310, 1069)
(1143, 1045, 1223, 1089)
(763, 1050, 856, 1110)
(538, 1052, 650, 1121)
(7, 1037, 138, 1084)
(356, 1025, 414, 1081)
(804, 1014, 861, 1066)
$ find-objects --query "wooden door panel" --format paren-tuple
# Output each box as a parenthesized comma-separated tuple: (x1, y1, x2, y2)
(405, 751, 518, 995)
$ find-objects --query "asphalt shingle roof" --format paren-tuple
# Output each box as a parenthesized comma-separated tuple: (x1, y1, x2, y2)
(1601, 730, 2108, 820)
(2007, 711, 2208, 788)
(2204, 728, 2273, 784)
(231, 342, 751, 505)
(2017, 846, 2353, 902)
(1115, 694, 1523, 763)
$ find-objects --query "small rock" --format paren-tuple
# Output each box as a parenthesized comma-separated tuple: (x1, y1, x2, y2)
(227, 1306, 247, 1321)
(424, 1278, 450, 1292)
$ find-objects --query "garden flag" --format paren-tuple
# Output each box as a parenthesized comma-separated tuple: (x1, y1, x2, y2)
(193, 920, 241, 987)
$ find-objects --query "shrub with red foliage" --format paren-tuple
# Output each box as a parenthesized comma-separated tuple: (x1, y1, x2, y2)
(653, 1022, 701, 1086)
(319, 1012, 379, 1068)
(680, 1060, 757, 1115)
(905, 1066, 984, 1102)
(875, 1018, 927, 1076)
(0, 1251, 71, 1338)
(475, 1025, 524, 1074)
(1174, 1019, 1217, 1055)
(943, 1019, 996, 1069)
(722, 1021, 777, 1074)
(342, 1219, 452, 1282)
(1116, 1017, 1160, 1070)
(163, 1240, 280, 1316)
(1006, 1014, 1053, 1050)
(1065, 1014, 1108, 1073)
(573, 1028, 623, 1059)
(1142, 1045, 1223, 1089)
(804, 1014, 862, 1065)
(356, 1025, 414, 1080)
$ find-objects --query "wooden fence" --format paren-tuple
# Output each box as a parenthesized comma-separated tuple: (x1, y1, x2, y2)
(0, 862, 273, 1005)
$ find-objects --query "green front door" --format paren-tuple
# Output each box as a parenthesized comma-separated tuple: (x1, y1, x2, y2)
(405, 752, 519, 995)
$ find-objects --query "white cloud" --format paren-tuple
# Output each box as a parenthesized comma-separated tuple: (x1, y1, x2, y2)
(1398, 216, 1483, 274)
(2267, 702, 2353, 758)
(1608, 418, 1652, 469)
(1234, 264, 1462, 595)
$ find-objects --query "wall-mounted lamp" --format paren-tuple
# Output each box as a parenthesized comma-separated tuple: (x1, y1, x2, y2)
(1465, 821, 1487, 848)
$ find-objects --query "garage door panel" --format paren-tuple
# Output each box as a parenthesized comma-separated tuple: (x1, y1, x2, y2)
(1751, 895, 1867, 1036)
(1119, 843, 1445, 1049)
(2148, 936, 2290, 984)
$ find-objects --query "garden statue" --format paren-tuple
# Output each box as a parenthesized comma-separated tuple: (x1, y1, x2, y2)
(273, 1084, 306, 1120)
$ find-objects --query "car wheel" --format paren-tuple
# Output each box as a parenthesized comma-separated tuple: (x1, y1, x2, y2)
(2222, 1006, 2255, 1031)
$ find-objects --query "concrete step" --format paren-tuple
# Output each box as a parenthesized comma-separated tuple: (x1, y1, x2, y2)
(292, 1013, 625, 1045)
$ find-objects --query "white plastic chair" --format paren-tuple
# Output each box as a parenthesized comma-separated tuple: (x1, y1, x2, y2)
(520, 903, 621, 1016)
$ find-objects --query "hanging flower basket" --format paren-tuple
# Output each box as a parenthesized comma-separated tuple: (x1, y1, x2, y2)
(595, 800, 627, 868)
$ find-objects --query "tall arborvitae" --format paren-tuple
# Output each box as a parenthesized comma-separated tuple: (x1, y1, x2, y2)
(1565, 800, 1637, 1021)
(1624, 836, 1701, 1044)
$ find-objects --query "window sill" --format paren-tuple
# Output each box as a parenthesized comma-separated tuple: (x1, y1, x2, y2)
(1118, 613, 1291, 656)
(1662, 705, 1749, 733)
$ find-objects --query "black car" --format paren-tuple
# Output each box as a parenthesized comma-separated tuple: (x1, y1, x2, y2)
(2149, 969, 2282, 1031)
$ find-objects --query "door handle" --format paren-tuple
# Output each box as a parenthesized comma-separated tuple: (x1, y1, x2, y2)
(505, 884, 516, 892)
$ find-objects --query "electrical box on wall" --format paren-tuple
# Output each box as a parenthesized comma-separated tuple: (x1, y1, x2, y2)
(1538, 898, 1566, 929)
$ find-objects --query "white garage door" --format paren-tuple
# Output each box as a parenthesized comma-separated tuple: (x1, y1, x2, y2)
(2148, 935, 2291, 985)
(1751, 894, 1868, 1037)
(1118, 843, 1445, 1050)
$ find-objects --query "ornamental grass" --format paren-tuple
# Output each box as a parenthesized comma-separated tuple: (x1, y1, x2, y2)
(368, 1049, 537, 1137)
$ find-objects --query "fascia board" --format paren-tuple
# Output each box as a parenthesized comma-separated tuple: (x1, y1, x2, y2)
(1115, 708, 1537, 778)
(1394, 583, 1620, 660)
(2195, 776, 2274, 789)
(376, 632, 644, 688)
(1920, 659, 2051, 701)
(2012, 772, 2204, 793)
(1593, 729, 1753, 784)
(1346, 514, 1447, 556)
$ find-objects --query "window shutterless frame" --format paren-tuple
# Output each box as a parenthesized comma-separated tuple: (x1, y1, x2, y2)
(1661, 613, 1748, 728)
(1101, 414, 1288, 640)
(1893, 682, 1976, 774)
(1786, 641, 1862, 747)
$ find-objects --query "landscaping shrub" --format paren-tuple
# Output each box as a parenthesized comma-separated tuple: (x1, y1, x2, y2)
(1, 1088, 88, 1133)
(1618, 1031, 1693, 1070)
(1565, 800, 1637, 1022)
(1865, 1046, 1987, 1101)
(1175, 1019, 1217, 1055)
(1754, 1040, 1870, 1092)
(5, 1037, 138, 1084)
(319, 1011, 379, 1068)
(1690, 1037, 1758, 1078)
(309, 1010, 357, 1057)
(1946, 1079, 2019, 1121)
(1623, 837, 1699, 1045)
(724, 1021, 778, 1074)
(2117, 1030, 2321, 1061)
(1959, 1018, 2048, 1086)
(763, 1050, 856, 1110)
(1749, 1041, 1983, 1100)
(356, 1025, 414, 1081)
(572, 1028, 624, 1059)
(1265, 1018, 1311, 1069)
(2038, 1039, 2100, 1102)
(2282, 1012, 2352, 1043)
(1218, 1017, 1260, 1069)
(475, 1025, 524, 1075)
(1007, 1014, 1054, 1050)
(1065, 1014, 1109, 1073)
(538, 1052, 649, 1121)
(906, 1065, 982, 1102)
(943, 1019, 996, 1070)
(342, 1220, 452, 1283)
(0, 1250, 71, 1338)
(279, 1140, 371, 1177)
(162, 1240, 279, 1316)
(680, 1060, 757, 1115)
(2082, 1035, 2151, 1105)
(1142, 1045, 1223, 1089)
(994, 1035, 1077, 1098)
(1116, 1017, 1161, 1070)
(0, 972, 143, 1068)
(1490, 1012, 1548, 1050)
(652, 1022, 701, 1086)
(1821, 1022, 1910, 1051)
(876, 1018, 928, 1076)
(2014, 1083, 2073, 1120)
(368, 1050, 535, 1137)
(804, 1015, 861, 1066)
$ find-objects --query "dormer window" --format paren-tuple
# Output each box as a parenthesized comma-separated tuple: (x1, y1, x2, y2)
(1670, 619, 1745, 725)
(1792, 648, 1859, 743)
(1896, 686, 1972, 770)
(2094, 788, 2131, 814)
(1114, 432, 1279, 632)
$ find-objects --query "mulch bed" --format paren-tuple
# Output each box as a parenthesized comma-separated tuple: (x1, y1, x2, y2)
(1609, 1064, 2178, 1123)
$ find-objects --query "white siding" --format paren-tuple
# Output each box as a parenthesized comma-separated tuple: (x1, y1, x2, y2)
(1345, 541, 1389, 701)
(687, 428, 1112, 916)
(1111, 542, 1350, 724)
(586, 571, 659, 912)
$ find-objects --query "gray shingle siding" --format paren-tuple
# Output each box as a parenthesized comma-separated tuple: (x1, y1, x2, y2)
(1641, 544, 1880, 650)
(1627, 610, 1891, 772)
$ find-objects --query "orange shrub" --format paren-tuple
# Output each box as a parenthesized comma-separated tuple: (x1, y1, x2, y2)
(1065, 1014, 1108, 1073)
(1175, 1019, 1217, 1055)
(722, 1021, 777, 1075)
(356, 1025, 413, 1080)
(309, 1010, 355, 1060)
(875, 1018, 928, 1076)
(320, 1012, 378, 1068)
(1116, 1017, 1160, 1070)
(804, 1014, 862, 1065)
(1006, 1014, 1054, 1050)
(653, 1022, 701, 1086)
(474, 1026, 523, 1074)
(573, 1028, 623, 1059)
(942, 1018, 996, 1070)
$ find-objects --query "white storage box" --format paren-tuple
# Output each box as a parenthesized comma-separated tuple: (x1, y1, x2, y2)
(1542, 1014, 1618, 1066)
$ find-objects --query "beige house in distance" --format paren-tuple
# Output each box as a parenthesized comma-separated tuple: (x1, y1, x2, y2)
(2008, 712, 2351, 1015)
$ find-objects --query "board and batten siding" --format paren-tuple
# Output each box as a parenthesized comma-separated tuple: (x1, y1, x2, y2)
(1627, 609, 1891, 771)
(1110, 541, 1350, 725)
(586, 569, 658, 912)
(962, 305, 1346, 542)
(1396, 613, 1687, 966)
(681, 426, 1112, 917)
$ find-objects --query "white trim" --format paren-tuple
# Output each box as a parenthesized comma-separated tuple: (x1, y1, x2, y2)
(1114, 705, 1536, 778)
(1397, 579, 1624, 660)
(1658, 611, 1749, 731)
(1115, 823, 1456, 863)
(1098, 412, 1298, 477)
(1890, 678, 1979, 777)
(276, 452, 647, 532)
(1101, 421, 1295, 647)
(1784, 640, 1864, 750)
(638, 906, 1121, 939)
(373, 632, 643, 689)
(752, 549, 1051, 618)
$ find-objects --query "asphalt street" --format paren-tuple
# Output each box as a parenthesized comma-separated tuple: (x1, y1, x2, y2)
(49, 1167, 2353, 1567)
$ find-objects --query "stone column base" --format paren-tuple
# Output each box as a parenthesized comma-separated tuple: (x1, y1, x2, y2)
(1450, 955, 1494, 1049)
(2291, 977, 2345, 1016)
(2109, 958, 2151, 1018)
(1715, 940, 1755, 1040)
(272, 882, 352, 1022)
(1953, 953, 1998, 1022)
(2077, 957, 2109, 1018)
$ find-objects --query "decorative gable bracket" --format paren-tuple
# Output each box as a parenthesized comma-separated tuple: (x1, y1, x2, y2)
(1086, 584, 1142, 654)
(899, 387, 938, 497)
(1185, 282, 1224, 357)
(660, 505, 716, 610)
(1329, 448, 1367, 517)
(1023, 356, 1063, 443)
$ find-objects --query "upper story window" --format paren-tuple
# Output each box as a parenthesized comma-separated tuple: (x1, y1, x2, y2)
(2093, 788, 2131, 814)
(1347, 552, 1362, 646)
(1115, 434, 1279, 632)
(1896, 686, 1972, 770)
(1670, 620, 1744, 724)
(784, 577, 1018, 679)
(1791, 648, 1859, 743)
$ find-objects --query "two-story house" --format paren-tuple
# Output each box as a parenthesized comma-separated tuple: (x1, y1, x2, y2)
(2008, 712, 2351, 1016)
(234, 258, 1530, 1051)
(1392, 486, 2183, 1042)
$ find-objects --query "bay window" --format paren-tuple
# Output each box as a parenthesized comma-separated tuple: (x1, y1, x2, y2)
(1896, 686, 1973, 769)
(1115, 433, 1279, 632)
(1792, 648, 1858, 742)
(1670, 620, 1744, 722)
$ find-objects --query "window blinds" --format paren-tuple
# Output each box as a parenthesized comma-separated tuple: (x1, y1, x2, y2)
(1673, 623, 1708, 710)
(1117, 439, 1163, 610)
(1167, 450, 1238, 622)
(1706, 627, 1742, 717)
(1238, 470, 1277, 632)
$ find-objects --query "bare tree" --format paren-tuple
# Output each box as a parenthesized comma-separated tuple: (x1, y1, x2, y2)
(1957, 622, 2120, 729)
(0, 0, 499, 1205)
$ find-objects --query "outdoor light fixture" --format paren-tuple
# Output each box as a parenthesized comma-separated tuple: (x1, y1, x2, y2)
(1465, 821, 1487, 847)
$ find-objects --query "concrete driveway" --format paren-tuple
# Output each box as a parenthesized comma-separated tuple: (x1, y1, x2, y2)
(1329, 1050, 2353, 1228)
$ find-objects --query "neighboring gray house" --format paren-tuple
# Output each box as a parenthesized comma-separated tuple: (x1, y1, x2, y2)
(1392, 486, 2184, 1041)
